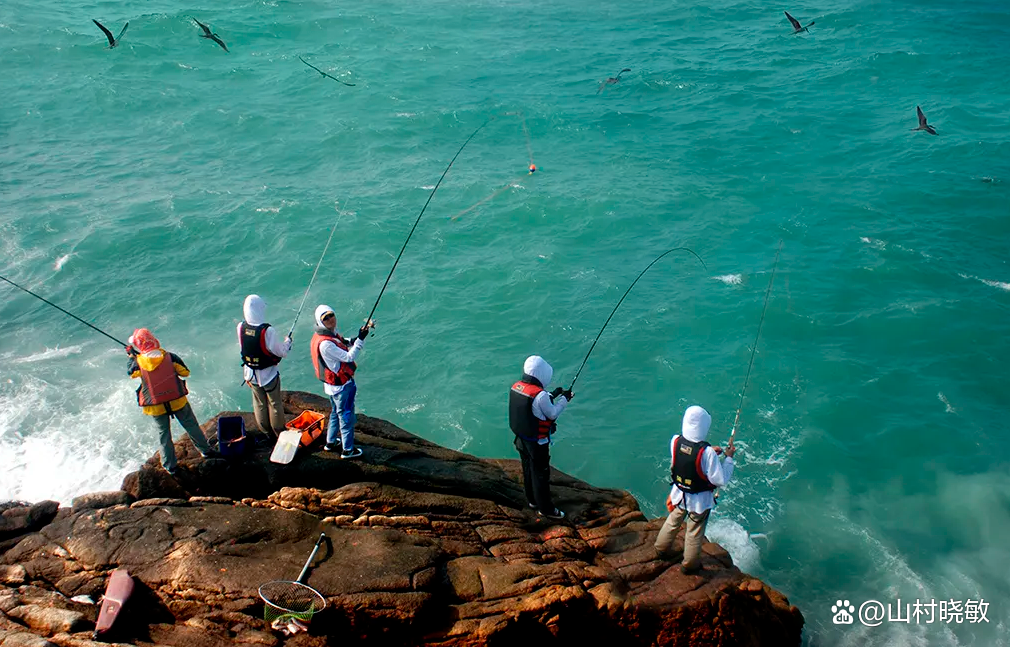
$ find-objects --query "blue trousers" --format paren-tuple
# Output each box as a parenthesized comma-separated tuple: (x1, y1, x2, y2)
(153, 403, 211, 471)
(326, 380, 356, 450)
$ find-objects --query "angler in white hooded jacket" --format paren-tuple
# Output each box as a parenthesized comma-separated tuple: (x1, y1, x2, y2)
(654, 405, 737, 574)
(508, 355, 572, 520)
(237, 295, 293, 437)
(310, 304, 369, 459)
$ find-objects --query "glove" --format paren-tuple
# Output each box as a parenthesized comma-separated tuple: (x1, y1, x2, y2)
(550, 387, 564, 399)
(665, 494, 674, 513)
(125, 345, 137, 357)
(357, 325, 369, 341)
(562, 389, 574, 401)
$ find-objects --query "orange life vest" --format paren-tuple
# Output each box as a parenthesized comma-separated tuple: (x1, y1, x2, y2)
(136, 351, 188, 409)
(310, 332, 356, 386)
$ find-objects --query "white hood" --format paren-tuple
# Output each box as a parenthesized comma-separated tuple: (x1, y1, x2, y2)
(314, 304, 335, 329)
(523, 355, 553, 387)
(243, 295, 266, 325)
(682, 405, 712, 442)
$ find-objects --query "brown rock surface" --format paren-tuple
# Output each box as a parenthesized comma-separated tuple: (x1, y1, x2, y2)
(1, 392, 803, 646)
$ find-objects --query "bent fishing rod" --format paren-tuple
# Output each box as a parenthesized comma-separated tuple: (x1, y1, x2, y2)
(365, 117, 492, 327)
(0, 274, 129, 347)
(728, 239, 784, 449)
(288, 200, 351, 339)
(567, 247, 707, 391)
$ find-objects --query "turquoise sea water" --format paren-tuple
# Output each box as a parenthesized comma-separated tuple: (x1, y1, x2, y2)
(2, 0, 1009, 644)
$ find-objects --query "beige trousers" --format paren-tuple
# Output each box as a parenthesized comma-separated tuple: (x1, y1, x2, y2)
(250, 374, 286, 436)
(654, 505, 711, 570)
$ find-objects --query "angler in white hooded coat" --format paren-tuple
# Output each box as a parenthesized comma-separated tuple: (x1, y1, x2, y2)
(309, 304, 369, 459)
(237, 295, 293, 437)
(654, 405, 737, 574)
(508, 355, 573, 520)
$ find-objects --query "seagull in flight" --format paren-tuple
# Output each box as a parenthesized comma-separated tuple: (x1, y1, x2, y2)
(93, 19, 128, 48)
(299, 56, 355, 86)
(597, 68, 631, 94)
(192, 17, 229, 52)
(784, 11, 814, 33)
(912, 106, 938, 135)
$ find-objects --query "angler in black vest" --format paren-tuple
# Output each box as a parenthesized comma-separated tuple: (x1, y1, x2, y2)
(508, 355, 573, 520)
(654, 405, 737, 574)
(238, 295, 292, 438)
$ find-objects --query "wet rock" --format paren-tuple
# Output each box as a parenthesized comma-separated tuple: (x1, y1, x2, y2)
(0, 392, 803, 646)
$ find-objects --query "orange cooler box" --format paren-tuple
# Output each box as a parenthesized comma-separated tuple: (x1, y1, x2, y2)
(286, 411, 326, 448)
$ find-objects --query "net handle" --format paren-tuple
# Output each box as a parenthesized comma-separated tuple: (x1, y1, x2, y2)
(297, 532, 328, 583)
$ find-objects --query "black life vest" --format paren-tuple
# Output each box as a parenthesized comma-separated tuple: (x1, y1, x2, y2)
(137, 351, 188, 409)
(240, 322, 282, 370)
(310, 331, 356, 386)
(671, 436, 716, 494)
(509, 374, 555, 442)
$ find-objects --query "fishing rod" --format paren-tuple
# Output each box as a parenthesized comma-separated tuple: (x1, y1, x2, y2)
(567, 247, 707, 391)
(728, 239, 784, 448)
(0, 274, 129, 347)
(288, 200, 350, 339)
(365, 117, 492, 326)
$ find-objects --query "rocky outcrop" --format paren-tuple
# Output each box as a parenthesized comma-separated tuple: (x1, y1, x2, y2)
(0, 392, 803, 646)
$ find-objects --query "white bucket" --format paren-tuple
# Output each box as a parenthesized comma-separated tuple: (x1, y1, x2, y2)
(269, 430, 302, 464)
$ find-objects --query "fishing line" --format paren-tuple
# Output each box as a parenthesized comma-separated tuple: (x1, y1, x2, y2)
(450, 180, 519, 221)
(567, 247, 707, 391)
(366, 118, 492, 325)
(729, 239, 784, 447)
(451, 112, 534, 221)
(518, 111, 535, 169)
(0, 274, 129, 347)
(288, 199, 351, 338)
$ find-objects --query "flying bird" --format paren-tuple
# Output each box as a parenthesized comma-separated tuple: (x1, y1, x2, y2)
(298, 56, 356, 86)
(93, 19, 128, 48)
(597, 68, 631, 94)
(192, 17, 229, 52)
(784, 11, 814, 33)
(912, 106, 937, 135)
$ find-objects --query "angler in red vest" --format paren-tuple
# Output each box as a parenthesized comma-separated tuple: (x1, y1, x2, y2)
(508, 355, 573, 520)
(310, 304, 370, 459)
(654, 405, 737, 574)
(126, 328, 218, 476)
(238, 295, 292, 438)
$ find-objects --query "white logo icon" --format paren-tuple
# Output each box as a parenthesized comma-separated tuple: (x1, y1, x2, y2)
(832, 600, 856, 625)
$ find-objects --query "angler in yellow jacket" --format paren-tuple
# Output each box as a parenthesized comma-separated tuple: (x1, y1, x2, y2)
(127, 328, 218, 475)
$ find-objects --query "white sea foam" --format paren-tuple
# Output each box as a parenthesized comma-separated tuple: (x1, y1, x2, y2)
(958, 273, 1010, 291)
(0, 375, 142, 504)
(255, 206, 281, 213)
(395, 403, 424, 414)
(9, 345, 83, 365)
(706, 518, 762, 572)
(54, 254, 72, 271)
(938, 392, 955, 414)
(713, 274, 742, 285)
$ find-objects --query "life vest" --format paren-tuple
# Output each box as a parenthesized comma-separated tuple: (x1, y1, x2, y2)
(310, 331, 356, 386)
(671, 436, 716, 494)
(240, 322, 281, 370)
(136, 351, 188, 409)
(508, 375, 556, 442)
